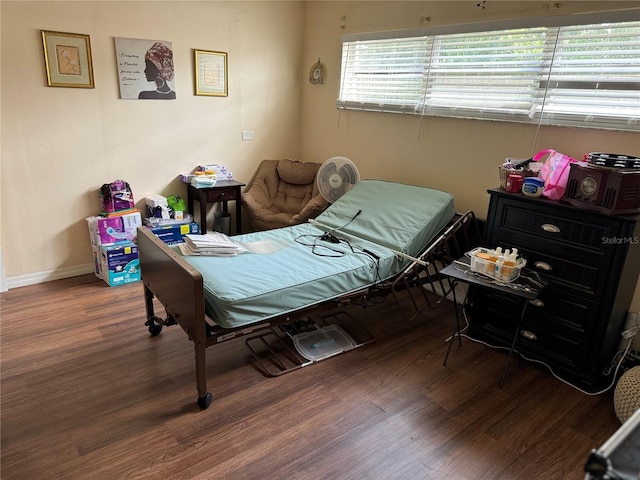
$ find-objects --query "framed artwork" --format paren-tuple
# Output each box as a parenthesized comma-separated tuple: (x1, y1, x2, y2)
(115, 37, 176, 100)
(194, 49, 228, 97)
(41, 30, 94, 88)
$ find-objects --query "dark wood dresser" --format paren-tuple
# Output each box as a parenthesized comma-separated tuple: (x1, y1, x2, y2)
(468, 188, 640, 390)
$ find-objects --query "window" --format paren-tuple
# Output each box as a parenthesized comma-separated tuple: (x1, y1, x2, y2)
(339, 37, 431, 113)
(533, 23, 640, 130)
(338, 16, 640, 131)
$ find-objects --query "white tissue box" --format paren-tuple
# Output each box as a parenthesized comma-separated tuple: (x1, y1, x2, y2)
(145, 194, 168, 209)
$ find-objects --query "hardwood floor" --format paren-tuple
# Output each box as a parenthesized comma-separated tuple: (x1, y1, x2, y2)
(1, 274, 621, 479)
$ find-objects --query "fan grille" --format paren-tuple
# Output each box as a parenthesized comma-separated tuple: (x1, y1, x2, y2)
(317, 157, 360, 203)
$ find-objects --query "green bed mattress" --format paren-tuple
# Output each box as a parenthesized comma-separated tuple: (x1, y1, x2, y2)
(181, 180, 455, 329)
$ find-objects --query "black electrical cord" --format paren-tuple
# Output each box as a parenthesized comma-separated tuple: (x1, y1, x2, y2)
(321, 209, 362, 241)
(293, 208, 389, 298)
(294, 209, 363, 257)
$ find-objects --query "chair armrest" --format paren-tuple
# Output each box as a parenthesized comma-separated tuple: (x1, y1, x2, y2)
(291, 194, 329, 224)
(241, 192, 263, 214)
(241, 182, 271, 213)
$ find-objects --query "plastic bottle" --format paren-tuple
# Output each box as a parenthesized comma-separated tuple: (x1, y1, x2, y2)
(501, 250, 512, 278)
(503, 251, 516, 266)
(495, 255, 505, 280)
(487, 247, 501, 274)
(485, 247, 502, 277)
(502, 250, 517, 281)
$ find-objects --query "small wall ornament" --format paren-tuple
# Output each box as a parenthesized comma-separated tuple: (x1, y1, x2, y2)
(308, 58, 325, 85)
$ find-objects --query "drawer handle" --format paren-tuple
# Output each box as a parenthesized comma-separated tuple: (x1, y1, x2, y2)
(534, 261, 552, 271)
(541, 223, 560, 233)
(521, 330, 538, 341)
(529, 299, 544, 307)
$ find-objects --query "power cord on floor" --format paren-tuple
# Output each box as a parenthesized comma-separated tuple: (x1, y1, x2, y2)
(445, 307, 633, 396)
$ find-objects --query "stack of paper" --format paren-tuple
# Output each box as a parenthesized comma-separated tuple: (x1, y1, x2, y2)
(179, 233, 247, 256)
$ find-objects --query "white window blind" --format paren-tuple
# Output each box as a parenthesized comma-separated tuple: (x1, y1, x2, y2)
(337, 18, 640, 131)
(533, 23, 640, 130)
(423, 28, 546, 121)
(339, 37, 431, 113)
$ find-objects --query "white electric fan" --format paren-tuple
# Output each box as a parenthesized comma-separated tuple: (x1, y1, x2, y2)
(316, 156, 361, 203)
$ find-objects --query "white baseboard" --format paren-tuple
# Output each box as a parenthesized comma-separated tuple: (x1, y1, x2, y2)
(0, 247, 6, 293)
(5, 263, 95, 290)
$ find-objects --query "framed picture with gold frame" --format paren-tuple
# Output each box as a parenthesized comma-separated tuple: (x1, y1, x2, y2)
(41, 30, 95, 88)
(194, 49, 227, 97)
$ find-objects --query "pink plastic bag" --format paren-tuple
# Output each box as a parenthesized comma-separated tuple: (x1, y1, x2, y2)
(533, 149, 578, 200)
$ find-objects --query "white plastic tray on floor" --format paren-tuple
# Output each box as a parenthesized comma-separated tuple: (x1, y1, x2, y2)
(293, 324, 357, 362)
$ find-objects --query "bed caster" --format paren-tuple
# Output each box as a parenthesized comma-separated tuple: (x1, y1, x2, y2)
(197, 392, 212, 409)
(145, 317, 163, 336)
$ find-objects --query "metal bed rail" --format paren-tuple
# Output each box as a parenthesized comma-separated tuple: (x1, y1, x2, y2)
(390, 211, 481, 320)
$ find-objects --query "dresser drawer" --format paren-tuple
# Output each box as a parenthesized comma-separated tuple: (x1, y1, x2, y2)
(494, 235, 609, 298)
(490, 197, 622, 261)
(469, 286, 595, 339)
(468, 287, 598, 372)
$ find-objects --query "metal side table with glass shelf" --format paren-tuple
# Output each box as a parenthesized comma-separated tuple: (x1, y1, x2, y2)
(441, 256, 547, 388)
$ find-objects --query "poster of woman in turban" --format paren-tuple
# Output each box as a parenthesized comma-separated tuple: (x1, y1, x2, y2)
(115, 38, 176, 100)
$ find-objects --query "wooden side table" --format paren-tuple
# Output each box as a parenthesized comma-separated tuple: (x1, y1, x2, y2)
(187, 180, 245, 234)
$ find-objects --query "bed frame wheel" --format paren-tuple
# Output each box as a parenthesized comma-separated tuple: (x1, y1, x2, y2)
(197, 392, 212, 409)
(145, 317, 163, 336)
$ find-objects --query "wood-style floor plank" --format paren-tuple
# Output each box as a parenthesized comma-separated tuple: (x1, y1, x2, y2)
(0, 274, 622, 479)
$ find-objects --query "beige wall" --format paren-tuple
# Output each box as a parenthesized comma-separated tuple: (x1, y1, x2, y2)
(1, 1, 304, 284)
(299, 0, 640, 317)
(1, 1, 639, 317)
(300, 0, 640, 214)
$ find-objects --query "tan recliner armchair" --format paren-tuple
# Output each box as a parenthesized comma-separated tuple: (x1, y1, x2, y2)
(241, 158, 329, 231)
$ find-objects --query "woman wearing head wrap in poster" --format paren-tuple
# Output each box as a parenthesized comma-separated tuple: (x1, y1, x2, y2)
(139, 41, 175, 99)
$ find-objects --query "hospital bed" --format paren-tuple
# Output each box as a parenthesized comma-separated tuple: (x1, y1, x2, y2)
(138, 180, 478, 409)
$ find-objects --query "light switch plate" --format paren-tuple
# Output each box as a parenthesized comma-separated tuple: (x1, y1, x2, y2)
(242, 131, 254, 141)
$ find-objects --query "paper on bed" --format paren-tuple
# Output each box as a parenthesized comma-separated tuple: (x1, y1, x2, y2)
(238, 237, 292, 254)
(182, 233, 292, 255)
(180, 233, 247, 256)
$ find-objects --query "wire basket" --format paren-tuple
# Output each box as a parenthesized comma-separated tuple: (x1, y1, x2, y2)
(498, 165, 538, 190)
